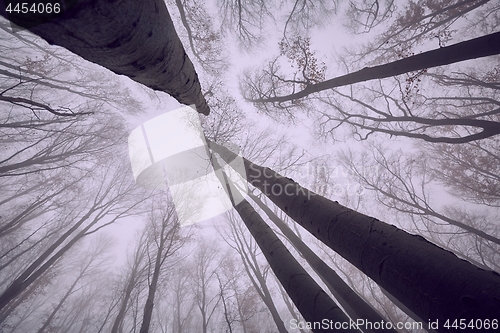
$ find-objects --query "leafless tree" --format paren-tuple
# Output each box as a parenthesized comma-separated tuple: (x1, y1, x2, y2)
(247, 190, 396, 333)
(110, 232, 149, 333)
(281, 0, 337, 39)
(169, 265, 196, 333)
(217, 0, 273, 48)
(190, 239, 224, 333)
(420, 130, 500, 208)
(0, 157, 149, 315)
(214, 157, 360, 333)
(344, 0, 396, 34)
(346, 0, 495, 62)
(211, 140, 500, 325)
(0, 0, 210, 114)
(337, 143, 500, 272)
(170, 0, 227, 74)
(139, 195, 185, 333)
(35, 235, 114, 333)
(243, 32, 500, 132)
(222, 211, 292, 333)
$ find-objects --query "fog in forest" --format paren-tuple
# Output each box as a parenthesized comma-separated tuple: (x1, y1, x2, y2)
(0, 1, 499, 332)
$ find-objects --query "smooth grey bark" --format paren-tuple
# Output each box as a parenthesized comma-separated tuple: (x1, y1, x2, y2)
(248, 190, 397, 333)
(273, 280, 306, 333)
(248, 32, 500, 105)
(232, 200, 360, 333)
(111, 235, 148, 333)
(138, 242, 163, 333)
(210, 141, 500, 331)
(139, 204, 181, 333)
(213, 157, 361, 333)
(227, 216, 288, 333)
(0, 1, 210, 115)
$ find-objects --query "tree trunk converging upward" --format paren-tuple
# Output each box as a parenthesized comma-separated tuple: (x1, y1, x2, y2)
(0, 213, 94, 314)
(139, 245, 162, 333)
(226, 216, 289, 333)
(0, 0, 210, 115)
(3, 1, 499, 331)
(210, 141, 500, 330)
(212, 157, 361, 333)
(111, 235, 148, 333)
(232, 199, 361, 333)
(248, 191, 397, 333)
(248, 32, 500, 104)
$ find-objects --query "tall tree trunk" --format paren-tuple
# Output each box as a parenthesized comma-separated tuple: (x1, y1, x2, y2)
(138, 246, 162, 333)
(0, 211, 97, 314)
(248, 190, 397, 333)
(37, 271, 82, 333)
(139, 220, 170, 333)
(210, 141, 500, 330)
(248, 32, 500, 104)
(274, 280, 306, 333)
(111, 269, 141, 333)
(111, 234, 147, 333)
(0, 0, 209, 115)
(213, 158, 361, 333)
(234, 233, 288, 333)
(0, 269, 52, 324)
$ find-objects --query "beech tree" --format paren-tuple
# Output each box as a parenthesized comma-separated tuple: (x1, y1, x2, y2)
(0, 159, 148, 314)
(247, 190, 396, 333)
(191, 240, 224, 333)
(210, 141, 500, 326)
(222, 212, 289, 333)
(2, 1, 500, 332)
(139, 196, 185, 333)
(338, 145, 500, 277)
(0, 0, 210, 114)
(244, 32, 500, 111)
(339, 144, 500, 247)
(212, 155, 361, 333)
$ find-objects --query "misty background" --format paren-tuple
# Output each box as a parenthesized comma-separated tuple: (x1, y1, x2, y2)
(0, 0, 499, 332)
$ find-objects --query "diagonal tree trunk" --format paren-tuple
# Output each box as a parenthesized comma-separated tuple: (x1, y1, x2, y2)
(0, 0, 209, 115)
(247, 190, 397, 333)
(0, 210, 96, 314)
(209, 141, 500, 330)
(247, 32, 500, 104)
(139, 241, 163, 333)
(212, 157, 361, 333)
(139, 202, 181, 333)
(37, 268, 84, 333)
(226, 215, 289, 333)
(111, 234, 148, 333)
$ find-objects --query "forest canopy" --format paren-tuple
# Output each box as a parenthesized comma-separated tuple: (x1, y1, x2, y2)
(0, 0, 499, 332)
